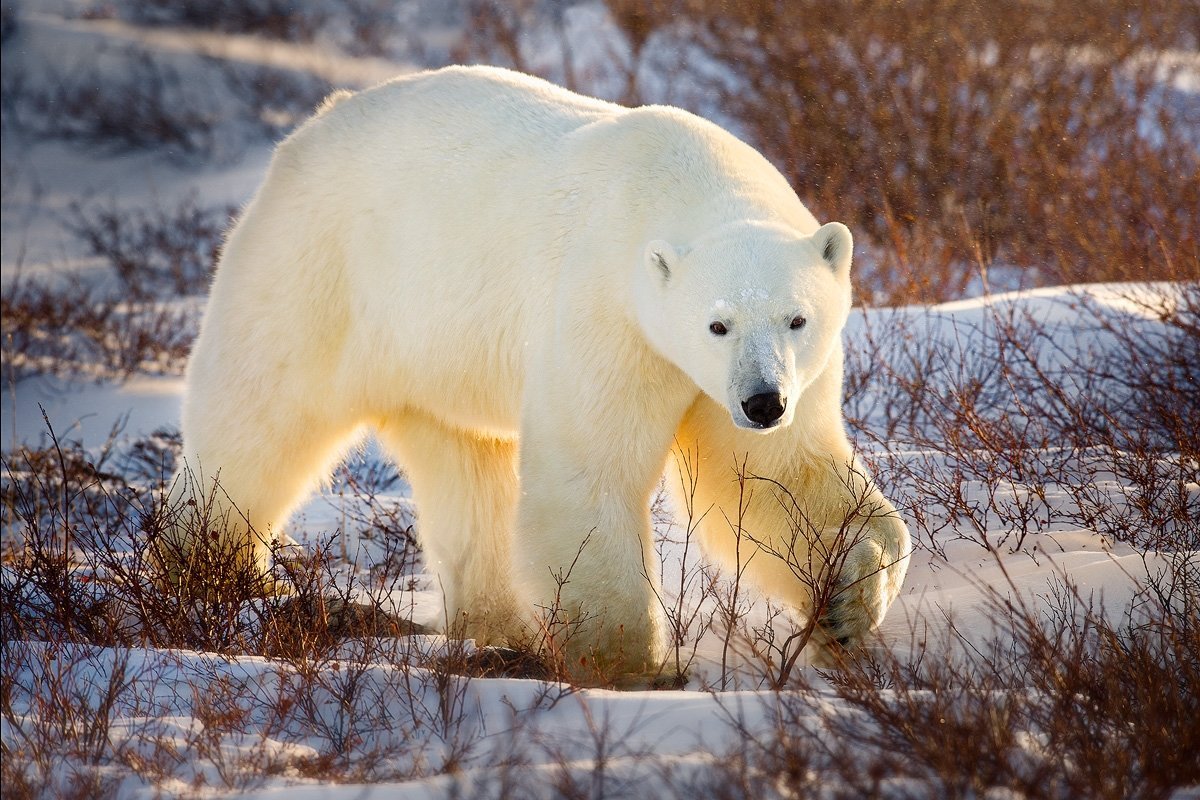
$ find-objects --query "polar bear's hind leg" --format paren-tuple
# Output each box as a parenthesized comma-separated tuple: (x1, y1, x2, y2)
(375, 414, 523, 644)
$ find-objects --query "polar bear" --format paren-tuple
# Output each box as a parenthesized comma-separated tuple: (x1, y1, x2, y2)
(170, 65, 909, 679)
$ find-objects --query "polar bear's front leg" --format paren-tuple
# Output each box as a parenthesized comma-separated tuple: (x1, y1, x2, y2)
(514, 471, 667, 680)
(512, 350, 694, 683)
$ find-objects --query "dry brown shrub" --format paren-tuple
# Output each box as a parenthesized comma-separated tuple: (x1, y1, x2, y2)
(614, 0, 1200, 302)
(0, 279, 198, 380)
(65, 196, 235, 299)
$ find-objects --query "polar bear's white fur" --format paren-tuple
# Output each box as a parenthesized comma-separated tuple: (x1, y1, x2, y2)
(173, 66, 910, 677)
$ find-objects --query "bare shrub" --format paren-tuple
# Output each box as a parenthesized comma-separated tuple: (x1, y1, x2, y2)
(844, 283, 1199, 558)
(455, 0, 641, 100)
(652, 455, 719, 687)
(670, 280, 1198, 794)
(607, 0, 1200, 302)
(124, 0, 335, 42)
(1, 641, 154, 798)
(687, 461, 907, 690)
(0, 419, 419, 656)
(65, 196, 235, 299)
(3, 39, 331, 161)
(690, 552, 1199, 800)
(0, 277, 199, 380)
(13, 44, 228, 160)
(1, 424, 491, 790)
(217, 59, 335, 140)
(122, 0, 407, 57)
(1, 195, 238, 379)
(456, 1, 1198, 305)
(456, 0, 571, 86)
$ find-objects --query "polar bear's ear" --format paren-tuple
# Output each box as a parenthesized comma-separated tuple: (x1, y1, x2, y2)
(645, 240, 682, 282)
(813, 222, 853, 274)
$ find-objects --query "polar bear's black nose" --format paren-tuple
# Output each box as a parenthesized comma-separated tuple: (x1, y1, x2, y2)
(742, 392, 786, 426)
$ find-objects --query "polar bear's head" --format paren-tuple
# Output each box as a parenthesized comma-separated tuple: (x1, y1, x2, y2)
(635, 220, 853, 432)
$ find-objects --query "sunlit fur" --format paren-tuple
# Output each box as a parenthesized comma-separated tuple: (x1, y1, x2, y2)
(173, 65, 909, 675)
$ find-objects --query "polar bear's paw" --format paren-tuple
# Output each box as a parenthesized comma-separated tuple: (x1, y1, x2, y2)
(808, 539, 892, 667)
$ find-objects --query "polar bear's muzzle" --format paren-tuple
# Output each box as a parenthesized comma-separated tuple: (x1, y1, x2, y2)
(741, 391, 787, 428)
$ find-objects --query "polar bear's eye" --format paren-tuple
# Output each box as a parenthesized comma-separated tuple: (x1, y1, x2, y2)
(790, 316, 807, 330)
(709, 321, 728, 336)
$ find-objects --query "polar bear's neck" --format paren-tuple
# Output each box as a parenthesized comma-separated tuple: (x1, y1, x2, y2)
(601, 105, 821, 241)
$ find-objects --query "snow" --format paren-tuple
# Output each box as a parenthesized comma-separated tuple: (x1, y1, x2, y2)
(4, 375, 185, 448)
(4, 283, 1183, 793)
(2, 4, 1196, 798)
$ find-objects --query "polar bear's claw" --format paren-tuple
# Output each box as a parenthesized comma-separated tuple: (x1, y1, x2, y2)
(817, 585, 862, 647)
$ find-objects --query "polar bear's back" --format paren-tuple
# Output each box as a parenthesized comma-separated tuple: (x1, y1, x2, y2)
(385, 65, 622, 128)
(208, 68, 629, 433)
(265, 67, 625, 284)
(289, 66, 620, 167)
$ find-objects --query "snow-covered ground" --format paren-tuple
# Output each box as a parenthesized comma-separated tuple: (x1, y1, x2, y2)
(5, 282, 1193, 796)
(2, 4, 1197, 798)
